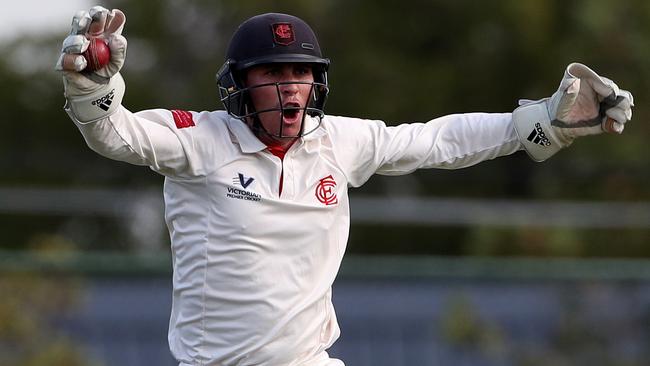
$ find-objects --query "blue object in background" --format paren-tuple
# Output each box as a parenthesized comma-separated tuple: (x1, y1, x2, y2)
(57, 275, 650, 366)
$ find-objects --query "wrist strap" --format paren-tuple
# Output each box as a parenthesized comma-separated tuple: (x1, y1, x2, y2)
(512, 99, 572, 162)
(64, 73, 125, 123)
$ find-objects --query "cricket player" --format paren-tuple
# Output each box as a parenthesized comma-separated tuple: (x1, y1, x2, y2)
(56, 6, 634, 366)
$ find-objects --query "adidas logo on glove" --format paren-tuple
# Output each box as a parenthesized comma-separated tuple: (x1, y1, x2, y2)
(527, 122, 551, 146)
(91, 89, 115, 111)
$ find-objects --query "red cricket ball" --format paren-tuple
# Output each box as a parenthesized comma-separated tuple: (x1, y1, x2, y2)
(83, 38, 111, 71)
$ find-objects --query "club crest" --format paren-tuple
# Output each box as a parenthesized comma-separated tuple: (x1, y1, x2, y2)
(272, 23, 295, 46)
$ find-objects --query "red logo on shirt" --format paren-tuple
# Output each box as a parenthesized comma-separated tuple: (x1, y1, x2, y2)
(315, 175, 338, 206)
(272, 23, 295, 46)
(171, 109, 195, 129)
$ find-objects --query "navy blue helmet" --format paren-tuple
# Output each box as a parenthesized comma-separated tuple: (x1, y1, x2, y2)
(216, 13, 330, 138)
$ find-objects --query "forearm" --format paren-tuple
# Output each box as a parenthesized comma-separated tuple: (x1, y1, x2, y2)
(68, 104, 188, 173)
(377, 112, 522, 174)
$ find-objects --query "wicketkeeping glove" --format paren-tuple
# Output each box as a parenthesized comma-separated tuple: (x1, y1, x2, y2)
(55, 6, 127, 123)
(513, 63, 634, 162)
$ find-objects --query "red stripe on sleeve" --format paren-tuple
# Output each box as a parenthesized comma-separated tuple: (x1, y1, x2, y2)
(171, 110, 195, 129)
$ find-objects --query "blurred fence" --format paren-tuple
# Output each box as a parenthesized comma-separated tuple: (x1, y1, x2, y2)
(3, 250, 650, 281)
(2, 251, 650, 366)
(1, 186, 650, 229)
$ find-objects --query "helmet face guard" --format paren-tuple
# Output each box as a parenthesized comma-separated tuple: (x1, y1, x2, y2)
(217, 62, 329, 138)
(216, 13, 330, 138)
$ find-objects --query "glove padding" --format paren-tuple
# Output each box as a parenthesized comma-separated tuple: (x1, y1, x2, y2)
(513, 63, 634, 162)
(56, 6, 127, 122)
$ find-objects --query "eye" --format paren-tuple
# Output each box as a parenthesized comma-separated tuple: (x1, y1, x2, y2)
(296, 66, 310, 74)
(265, 66, 282, 76)
(256, 66, 276, 77)
(294, 66, 313, 78)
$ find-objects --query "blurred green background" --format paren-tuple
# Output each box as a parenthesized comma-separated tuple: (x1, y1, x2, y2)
(1, 1, 649, 365)
(1, 0, 647, 257)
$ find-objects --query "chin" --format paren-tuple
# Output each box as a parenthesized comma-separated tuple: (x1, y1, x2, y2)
(280, 128, 302, 138)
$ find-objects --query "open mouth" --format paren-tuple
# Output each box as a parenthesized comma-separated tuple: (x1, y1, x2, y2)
(282, 103, 302, 122)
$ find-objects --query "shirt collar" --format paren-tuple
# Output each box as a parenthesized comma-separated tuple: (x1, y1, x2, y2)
(224, 115, 267, 153)
(301, 115, 327, 141)
(224, 114, 327, 153)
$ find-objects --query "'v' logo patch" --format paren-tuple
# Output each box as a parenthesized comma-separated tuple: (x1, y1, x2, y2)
(238, 173, 254, 189)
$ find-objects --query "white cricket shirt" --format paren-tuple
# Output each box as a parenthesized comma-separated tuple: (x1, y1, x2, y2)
(71, 106, 521, 365)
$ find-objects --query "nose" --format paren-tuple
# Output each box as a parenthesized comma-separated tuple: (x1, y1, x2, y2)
(279, 82, 299, 95)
